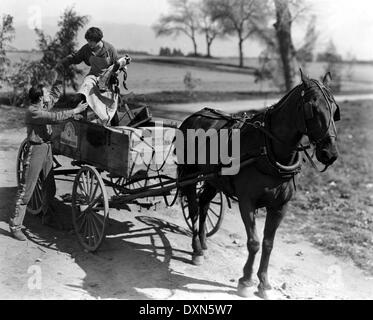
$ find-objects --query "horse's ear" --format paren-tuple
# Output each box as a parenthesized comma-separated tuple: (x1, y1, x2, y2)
(300, 68, 311, 87)
(322, 72, 332, 87)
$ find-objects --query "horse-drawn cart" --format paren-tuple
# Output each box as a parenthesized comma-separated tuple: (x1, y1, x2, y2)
(16, 113, 226, 252)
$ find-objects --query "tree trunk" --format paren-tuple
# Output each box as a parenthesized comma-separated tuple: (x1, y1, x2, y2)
(274, 0, 296, 91)
(238, 38, 244, 68)
(63, 78, 66, 96)
(192, 38, 198, 56)
(206, 37, 212, 58)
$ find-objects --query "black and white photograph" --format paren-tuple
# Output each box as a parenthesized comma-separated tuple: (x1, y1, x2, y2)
(0, 0, 372, 303)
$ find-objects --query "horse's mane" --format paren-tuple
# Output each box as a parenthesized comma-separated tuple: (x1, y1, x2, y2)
(267, 79, 336, 114)
(270, 85, 301, 111)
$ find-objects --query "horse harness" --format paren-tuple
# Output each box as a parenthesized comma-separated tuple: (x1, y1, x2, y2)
(191, 80, 340, 181)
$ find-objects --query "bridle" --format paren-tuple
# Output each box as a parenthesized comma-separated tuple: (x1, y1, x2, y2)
(242, 80, 340, 174)
(299, 79, 340, 172)
(302, 79, 340, 146)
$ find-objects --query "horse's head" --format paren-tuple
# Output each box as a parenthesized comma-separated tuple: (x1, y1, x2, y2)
(300, 70, 340, 167)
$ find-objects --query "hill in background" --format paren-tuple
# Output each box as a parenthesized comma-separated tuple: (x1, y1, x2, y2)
(9, 22, 260, 58)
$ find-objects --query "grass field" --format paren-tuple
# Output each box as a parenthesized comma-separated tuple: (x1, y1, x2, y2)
(284, 99, 373, 274)
(3, 51, 373, 95)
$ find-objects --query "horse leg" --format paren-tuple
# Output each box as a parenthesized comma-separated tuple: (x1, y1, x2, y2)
(256, 205, 286, 298)
(185, 184, 204, 265)
(237, 199, 260, 297)
(198, 183, 218, 251)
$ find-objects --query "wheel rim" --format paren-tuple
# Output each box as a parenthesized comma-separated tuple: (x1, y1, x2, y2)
(27, 176, 43, 215)
(16, 139, 28, 186)
(72, 166, 109, 252)
(16, 139, 43, 215)
(181, 184, 225, 237)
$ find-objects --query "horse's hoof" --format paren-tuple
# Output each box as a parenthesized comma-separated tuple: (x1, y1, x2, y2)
(239, 278, 256, 287)
(237, 283, 252, 298)
(255, 283, 273, 300)
(192, 255, 204, 266)
(259, 282, 272, 291)
(255, 288, 269, 300)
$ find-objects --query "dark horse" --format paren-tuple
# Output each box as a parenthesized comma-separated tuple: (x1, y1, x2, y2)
(177, 71, 340, 298)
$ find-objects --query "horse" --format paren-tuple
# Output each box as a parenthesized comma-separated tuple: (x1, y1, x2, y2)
(176, 70, 341, 298)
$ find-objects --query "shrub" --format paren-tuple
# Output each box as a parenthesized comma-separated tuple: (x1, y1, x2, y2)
(6, 59, 55, 106)
(183, 71, 201, 95)
(159, 47, 184, 57)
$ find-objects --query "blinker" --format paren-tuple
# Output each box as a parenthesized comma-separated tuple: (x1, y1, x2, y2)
(334, 105, 341, 121)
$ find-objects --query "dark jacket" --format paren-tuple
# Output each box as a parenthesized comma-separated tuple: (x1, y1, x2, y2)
(63, 41, 118, 68)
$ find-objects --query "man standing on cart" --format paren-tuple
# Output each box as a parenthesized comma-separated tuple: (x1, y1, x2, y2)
(9, 73, 88, 241)
(57, 27, 130, 126)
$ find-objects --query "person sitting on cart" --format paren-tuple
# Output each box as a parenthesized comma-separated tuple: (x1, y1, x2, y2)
(9, 73, 88, 241)
(57, 27, 130, 126)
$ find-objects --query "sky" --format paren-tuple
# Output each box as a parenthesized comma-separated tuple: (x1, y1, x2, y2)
(1, 0, 373, 60)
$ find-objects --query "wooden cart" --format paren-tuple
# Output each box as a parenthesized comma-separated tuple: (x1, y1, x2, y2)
(16, 115, 226, 252)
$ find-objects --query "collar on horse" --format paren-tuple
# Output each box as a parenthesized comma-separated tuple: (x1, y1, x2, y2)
(242, 109, 302, 179)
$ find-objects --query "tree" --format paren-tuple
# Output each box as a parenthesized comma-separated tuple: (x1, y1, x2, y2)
(316, 40, 342, 62)
(317, 40, 342, 92)
(0, 14, 15, 87)
(199, 0, 225, 57)
(296, 15, 318, 65)
(153, 0, 200, 56)
(6, 59, 55, 106)
(254, 0, 312, 91)
(36, 7, 88, 94)
(208, 0, 269, 67)
(273, 0, 296, 91)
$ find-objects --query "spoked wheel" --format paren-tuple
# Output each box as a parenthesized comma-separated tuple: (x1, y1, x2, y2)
(72, 166, 109, 252)
(181, 182, 226, 237)
(16, 138, 43, 215)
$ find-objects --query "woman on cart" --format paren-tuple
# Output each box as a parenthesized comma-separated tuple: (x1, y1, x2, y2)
(58, 27, 130, 126)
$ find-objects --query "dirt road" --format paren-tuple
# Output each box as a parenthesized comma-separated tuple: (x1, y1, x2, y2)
(1, 126, 372, 300)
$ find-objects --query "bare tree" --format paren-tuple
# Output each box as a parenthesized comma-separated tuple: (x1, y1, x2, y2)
(253, 0, 314, 91)
(273, 0, 296, 91)
(209, 0, 269, 67)
(199, 0, 225, 57)
(153, 0, 200, 56)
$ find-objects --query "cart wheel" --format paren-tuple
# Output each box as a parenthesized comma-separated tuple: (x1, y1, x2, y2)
(181, 183, 226, 237)
(16, 138, 43, 215)
(72, 166, 109, 252)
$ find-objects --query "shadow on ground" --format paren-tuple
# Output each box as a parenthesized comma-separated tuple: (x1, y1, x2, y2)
(0, 187, 236, 299)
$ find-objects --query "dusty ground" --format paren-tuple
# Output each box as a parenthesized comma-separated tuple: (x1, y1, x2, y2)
(1, 125, 373, 300)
